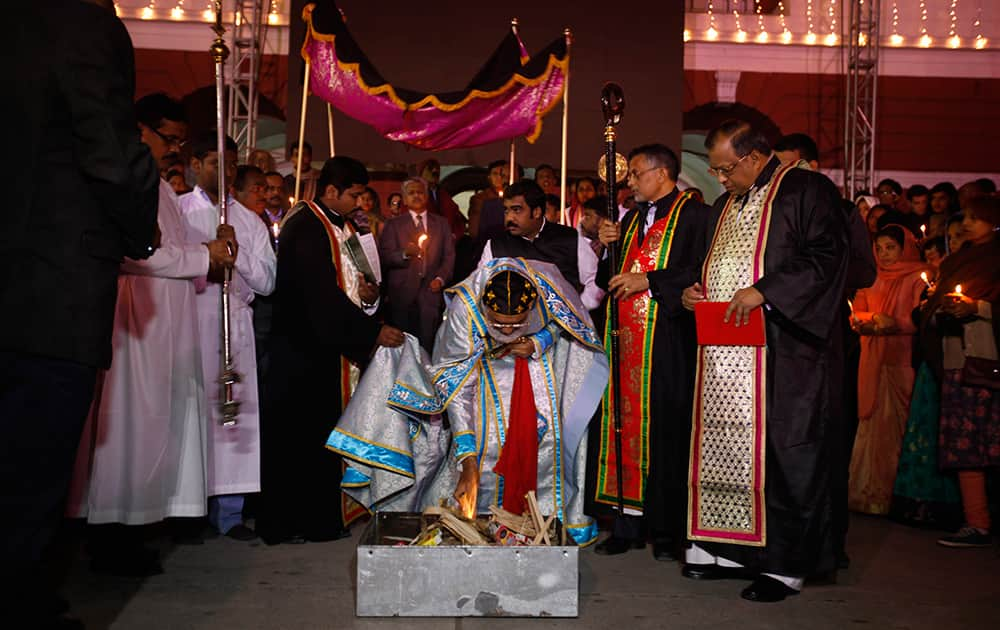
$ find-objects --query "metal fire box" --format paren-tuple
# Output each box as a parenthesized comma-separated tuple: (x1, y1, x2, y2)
(356, 511, 579, 617)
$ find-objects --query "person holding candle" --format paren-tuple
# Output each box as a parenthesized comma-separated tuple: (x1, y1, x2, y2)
(849, 225, 929, 515)
(379, 177, 455, 352)
(889, 233, 962, 530)
(918, 196, 1000, 548)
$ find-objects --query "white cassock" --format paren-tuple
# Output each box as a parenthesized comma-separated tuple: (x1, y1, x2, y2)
(68, 180, 211, 525)
(179, 187, 276, 497)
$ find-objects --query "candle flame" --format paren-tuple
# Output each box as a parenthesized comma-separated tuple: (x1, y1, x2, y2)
(847, 298, 854, 314)
(417, 234, 428, 247)
(920, 224, 926, 234)
(955, 284, 963, 295)
(271, 223, 280, 238)
(458, 479, 478, 520)
(920, 271, 928, 281)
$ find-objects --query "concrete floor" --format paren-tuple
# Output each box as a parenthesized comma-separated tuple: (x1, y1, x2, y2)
(60, 515, 999, 630)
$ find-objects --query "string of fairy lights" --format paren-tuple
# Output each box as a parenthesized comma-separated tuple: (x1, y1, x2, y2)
(117, 0, 286, 26)
(118, 1, 991, 50)
(672, 1, 990, 50)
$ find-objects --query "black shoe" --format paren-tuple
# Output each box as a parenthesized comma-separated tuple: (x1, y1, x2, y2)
(740, 575, 800, 602)
(593, 535, 644, 555)
(681, 563, 750, 581)
(90, 547, 163, 578)
(224, 523, 258, 541)
(652, 538, 679, 562)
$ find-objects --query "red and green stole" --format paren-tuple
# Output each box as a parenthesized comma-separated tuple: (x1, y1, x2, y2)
(306, 201, 368, 526)
(687, 164, 797, 547)
(595, 191, 693, 509)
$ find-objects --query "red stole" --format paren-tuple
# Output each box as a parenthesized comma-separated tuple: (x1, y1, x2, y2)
(493, 357, 538, 515)
(595, 192, 691, 509)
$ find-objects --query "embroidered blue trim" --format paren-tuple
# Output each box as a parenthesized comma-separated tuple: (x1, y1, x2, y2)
(341, 467, 371, 488)
(566, 520, 598, 546)
(326, 429, 415, 478)
(388, 382, 442, 415)
(453, 431, 477, 461)
(541, 353, 564, 520)
(531, 325, 555, 356)
(533, 273, 602, 350)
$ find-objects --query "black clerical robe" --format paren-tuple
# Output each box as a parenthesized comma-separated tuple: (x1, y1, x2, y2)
(257, 200, 381, 544)
(694, 159, 849, 577)
(595, 188, 718, 541)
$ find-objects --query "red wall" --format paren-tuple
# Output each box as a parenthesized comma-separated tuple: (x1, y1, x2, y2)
(683, 69, 1000, 173)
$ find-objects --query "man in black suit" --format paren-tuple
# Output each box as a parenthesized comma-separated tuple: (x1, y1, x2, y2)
(378, 178, 456, 352)
(1, 0, 159, 625)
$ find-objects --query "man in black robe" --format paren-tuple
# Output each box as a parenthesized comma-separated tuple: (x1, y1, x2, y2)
(256, 156, 404, 545)
(682, 120, 848, 602)
(592, 144, 717, 560)
(480, 179, 603, 312)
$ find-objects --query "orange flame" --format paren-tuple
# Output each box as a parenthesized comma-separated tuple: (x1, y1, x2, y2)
(955, 284, 963, 295)
(417, 234, 428, 248)
(458, 478, 479, 520)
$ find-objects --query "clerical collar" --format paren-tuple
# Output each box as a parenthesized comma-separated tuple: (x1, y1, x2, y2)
(312, 197, 346, 227)
(647, 187, 678, 211)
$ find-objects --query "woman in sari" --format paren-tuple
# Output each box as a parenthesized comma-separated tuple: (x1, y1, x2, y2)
(850, 225, 929, 514)
(921, 197, 1000, 547)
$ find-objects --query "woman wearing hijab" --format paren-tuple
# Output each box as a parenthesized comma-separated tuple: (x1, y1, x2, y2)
(920, 197, 1000, 548)
(849, 225, 929, 514)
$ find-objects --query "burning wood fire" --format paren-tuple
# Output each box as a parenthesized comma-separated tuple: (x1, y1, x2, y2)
(402, 491, 559, 547)
(457, 476, 478, 520)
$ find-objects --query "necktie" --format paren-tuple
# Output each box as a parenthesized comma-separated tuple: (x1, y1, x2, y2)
(415, 213, 424, 233)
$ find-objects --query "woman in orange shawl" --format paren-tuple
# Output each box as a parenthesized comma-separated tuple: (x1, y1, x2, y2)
(849, 225, 929, 514)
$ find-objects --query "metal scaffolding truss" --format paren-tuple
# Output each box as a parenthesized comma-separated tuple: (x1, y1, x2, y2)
(227, 0, 269, 160)
(844, 0, 881, 197)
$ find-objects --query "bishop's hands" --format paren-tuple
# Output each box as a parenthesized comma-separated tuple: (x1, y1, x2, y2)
(205, 224, 238, 284)
(453, 458, 479, 506)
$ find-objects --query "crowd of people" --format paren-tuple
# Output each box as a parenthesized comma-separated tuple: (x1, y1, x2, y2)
(5, 3, 999, 627)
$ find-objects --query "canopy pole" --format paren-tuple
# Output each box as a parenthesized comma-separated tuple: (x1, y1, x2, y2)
(294, 60, 312, 203)
(508, 138, 516, 186)
(559, 29, 572, 224)
(326, 102, 336, 157)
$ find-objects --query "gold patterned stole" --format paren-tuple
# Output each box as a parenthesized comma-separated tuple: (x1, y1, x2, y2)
(595, 191, 693, 509)
(687, 164, 798, 546)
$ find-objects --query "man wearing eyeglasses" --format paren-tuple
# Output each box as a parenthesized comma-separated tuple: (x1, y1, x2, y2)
(592, 144, 717, 563)
(681, 119, 848, 602)
(68, 93, 236, 577)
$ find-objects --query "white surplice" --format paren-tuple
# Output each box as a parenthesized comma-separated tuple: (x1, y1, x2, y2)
(179, 188, 276, 496)
(68, 180, 211, 525)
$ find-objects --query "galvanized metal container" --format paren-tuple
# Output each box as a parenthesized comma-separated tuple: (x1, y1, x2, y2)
(356, 511, 579, 617)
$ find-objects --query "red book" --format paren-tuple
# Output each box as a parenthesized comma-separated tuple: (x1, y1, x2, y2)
(694, 301, 766, 346)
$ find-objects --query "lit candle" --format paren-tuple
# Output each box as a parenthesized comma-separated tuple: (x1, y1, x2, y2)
(288, 196, 295, 206)
(954, 284, 963, 296)
(847, 298, 855, 317)
(271, 222, 280, 240)
(920, 272, 932, 289)
(920, 224, 926, 239)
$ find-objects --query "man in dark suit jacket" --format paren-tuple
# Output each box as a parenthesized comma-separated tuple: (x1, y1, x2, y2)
(1, 1, 159, 625)
(379, 178, 456, 352)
